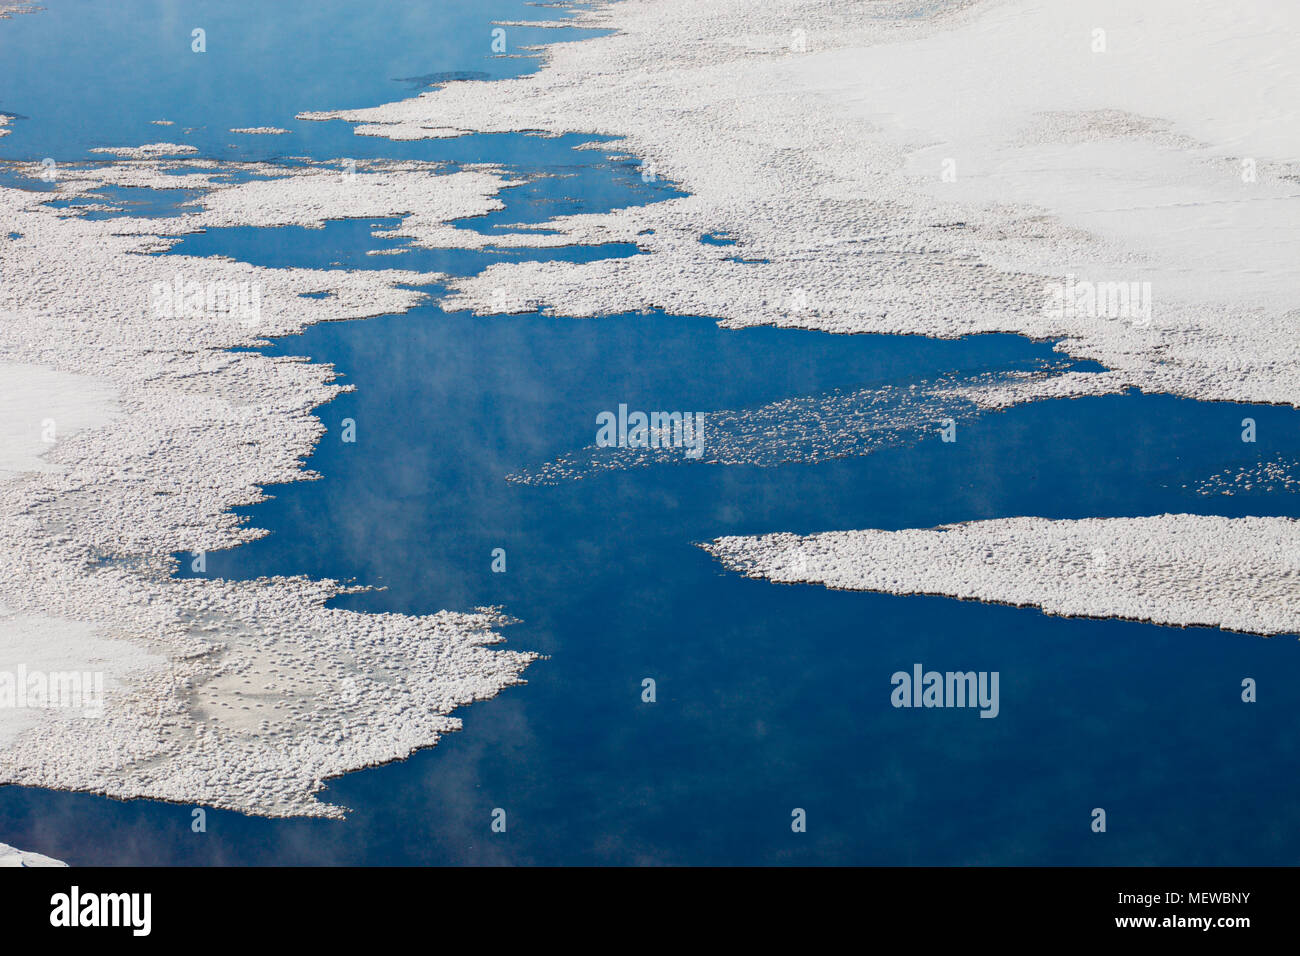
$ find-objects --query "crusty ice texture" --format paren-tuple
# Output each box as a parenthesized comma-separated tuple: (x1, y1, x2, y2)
(707, 516, 1300, 637)
(89, 143, 199, 157)
(309, 0, 1300, 407)
(0, 157, 535, 816)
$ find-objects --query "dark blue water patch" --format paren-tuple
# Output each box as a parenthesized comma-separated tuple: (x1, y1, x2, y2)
(228, 311, 1084, 477)
(5, 309, 1300, 865)
(162, 217, 442, 272)
(160, 218, 642, 274)
(142, 131, 651, 182)
(0, 0, 611, 163)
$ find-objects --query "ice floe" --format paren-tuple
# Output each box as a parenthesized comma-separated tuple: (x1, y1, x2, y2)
(9, 155, 515, 243)
(706, 515, 1300, 637)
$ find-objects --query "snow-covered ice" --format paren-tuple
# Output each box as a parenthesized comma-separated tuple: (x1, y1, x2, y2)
(0, 841, 66, 867)
(707, 516, 1300, 637)
(312, 0, 1300, 408)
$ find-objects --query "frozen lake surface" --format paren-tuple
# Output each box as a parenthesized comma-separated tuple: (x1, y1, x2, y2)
(1, 0, 1298, 864)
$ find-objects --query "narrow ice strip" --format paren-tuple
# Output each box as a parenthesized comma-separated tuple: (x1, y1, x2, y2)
(707, 515, 1300, 637)
(342, 122, 460, 141)
(229, 127, 290, 135)
(0, 4, 39, 21)
(0, 842, 66, 867)
(508, 359, 1091, 484)
(89, 143, 199, 158)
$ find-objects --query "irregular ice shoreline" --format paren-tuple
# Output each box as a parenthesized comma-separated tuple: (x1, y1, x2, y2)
(311, 0, 1300, 408)
(0, 121, 535, 815)
(706, 516, 1300, 637)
